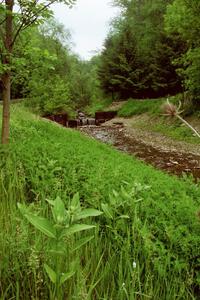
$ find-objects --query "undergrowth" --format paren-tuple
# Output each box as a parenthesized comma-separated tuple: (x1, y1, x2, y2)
(117, 96, 200, 144)
(0, 105, 200, 299)
(134, 116, 200, 144)
(118, 95, 180, 117)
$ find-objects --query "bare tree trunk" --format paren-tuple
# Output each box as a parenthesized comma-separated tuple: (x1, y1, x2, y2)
(1, 0, 14, 144)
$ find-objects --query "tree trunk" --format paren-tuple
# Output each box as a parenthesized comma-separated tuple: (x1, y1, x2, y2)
(1, 0, 14, 144)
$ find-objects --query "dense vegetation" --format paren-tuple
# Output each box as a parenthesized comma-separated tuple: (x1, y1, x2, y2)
(0, 106, 200, 299)
(2, 19, 102, 116)
(1, 0, 200, 121)
(98, 0, 200, 108)
(98, 0, 183, 99)
(1, 1, 200, 299)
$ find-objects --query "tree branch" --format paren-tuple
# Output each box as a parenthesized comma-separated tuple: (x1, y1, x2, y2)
(0, 18, 6, 26)
(11, 0, 57, 47)
(0, 25, 5, 46)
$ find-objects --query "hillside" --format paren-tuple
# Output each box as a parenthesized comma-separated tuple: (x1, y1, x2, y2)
(0, 105, 200, 299)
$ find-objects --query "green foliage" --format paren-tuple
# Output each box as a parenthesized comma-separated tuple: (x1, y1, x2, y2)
(99, 0, 184, 100)
(9, 21, 75, 114)
(118, 96, 200, 143)
(165, 0, 200, 45)
(0, 106, 200, 298)
(136, 116, 200, 145)
(5, 18, 102, 112)
(85, 97, 112, 116)
(0, 1, 77, 85)
(68, 56, 103, 109)
(153, 119, 200, 143)
(165, 0, 200, 104)
(18, 195, 102, 298)
(27, 76, 73, 115)
(0, 2, 102, 117)
(118, 98, 166, 117)
(183, 48, 200, 102)
(118, 95, 182, 117)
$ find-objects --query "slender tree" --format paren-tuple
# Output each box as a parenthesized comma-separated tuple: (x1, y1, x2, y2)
(0, 0, 76, 144)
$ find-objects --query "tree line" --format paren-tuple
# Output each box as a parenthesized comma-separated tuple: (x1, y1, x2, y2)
(98, 0, 200, 104)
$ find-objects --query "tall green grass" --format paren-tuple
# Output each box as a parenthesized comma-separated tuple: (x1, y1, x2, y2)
(118, 96, 200, 144)
(118, 96, 180, 117)
(0, 105, 200, 299)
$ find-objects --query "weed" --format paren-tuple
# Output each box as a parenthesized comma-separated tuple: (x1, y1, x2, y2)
(18, 194, 102, 299)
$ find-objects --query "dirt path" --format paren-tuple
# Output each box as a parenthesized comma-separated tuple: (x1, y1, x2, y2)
(79, 120, 200, 181)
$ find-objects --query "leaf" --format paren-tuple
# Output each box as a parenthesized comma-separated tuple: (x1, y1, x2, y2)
(116, 215, 130, 219)
(60, 270, 75, 285)
(64, 224, 95, 236)
(17, 203, 29, 214)
(121, 186, 132, 199)
(52, 197, 66, 223)
(48, 249, 65, 255)
(113, 190, 119, 198)
(75, 209, 103, 221)
(24, 213, 56, 238)
(44, 264, 57, 284)
(101, 203, 113, 219)
(46, 199, 55, 206)
(71, 192, 80, 210)
(72, 235, 94, 251)
(18, 203, 56, 238)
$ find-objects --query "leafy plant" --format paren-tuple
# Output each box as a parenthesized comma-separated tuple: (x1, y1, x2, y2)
(18, 194, 102, 299)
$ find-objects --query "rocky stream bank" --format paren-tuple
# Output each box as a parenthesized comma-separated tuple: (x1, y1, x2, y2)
(79, 117, 200, 181)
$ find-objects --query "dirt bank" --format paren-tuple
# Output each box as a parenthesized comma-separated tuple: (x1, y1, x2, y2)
(104, 115, 200, 155)
(79, 116, 200, 180)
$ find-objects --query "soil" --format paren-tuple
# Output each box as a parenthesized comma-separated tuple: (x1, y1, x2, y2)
(79, 116, 200, 181)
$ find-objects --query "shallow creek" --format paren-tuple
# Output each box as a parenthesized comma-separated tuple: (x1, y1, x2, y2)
(79, 125, 200, 181)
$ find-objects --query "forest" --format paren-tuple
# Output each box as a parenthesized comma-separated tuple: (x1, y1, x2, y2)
(0, 0, 200, 299)
(1, 0, 200, 120)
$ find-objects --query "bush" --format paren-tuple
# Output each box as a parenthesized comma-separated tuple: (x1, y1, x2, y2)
(25, 76, 74, 115)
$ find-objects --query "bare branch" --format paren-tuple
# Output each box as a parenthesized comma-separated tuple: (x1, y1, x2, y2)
(0, 18, 6, 26)
(11, 21, 24, 46)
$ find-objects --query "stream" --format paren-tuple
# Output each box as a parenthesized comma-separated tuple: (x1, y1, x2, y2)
(79, 125, 200, 181)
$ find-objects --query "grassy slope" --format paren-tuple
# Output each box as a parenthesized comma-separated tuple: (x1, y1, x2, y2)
(118, 96, 200, 144)
(0, 105, 200, 299)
